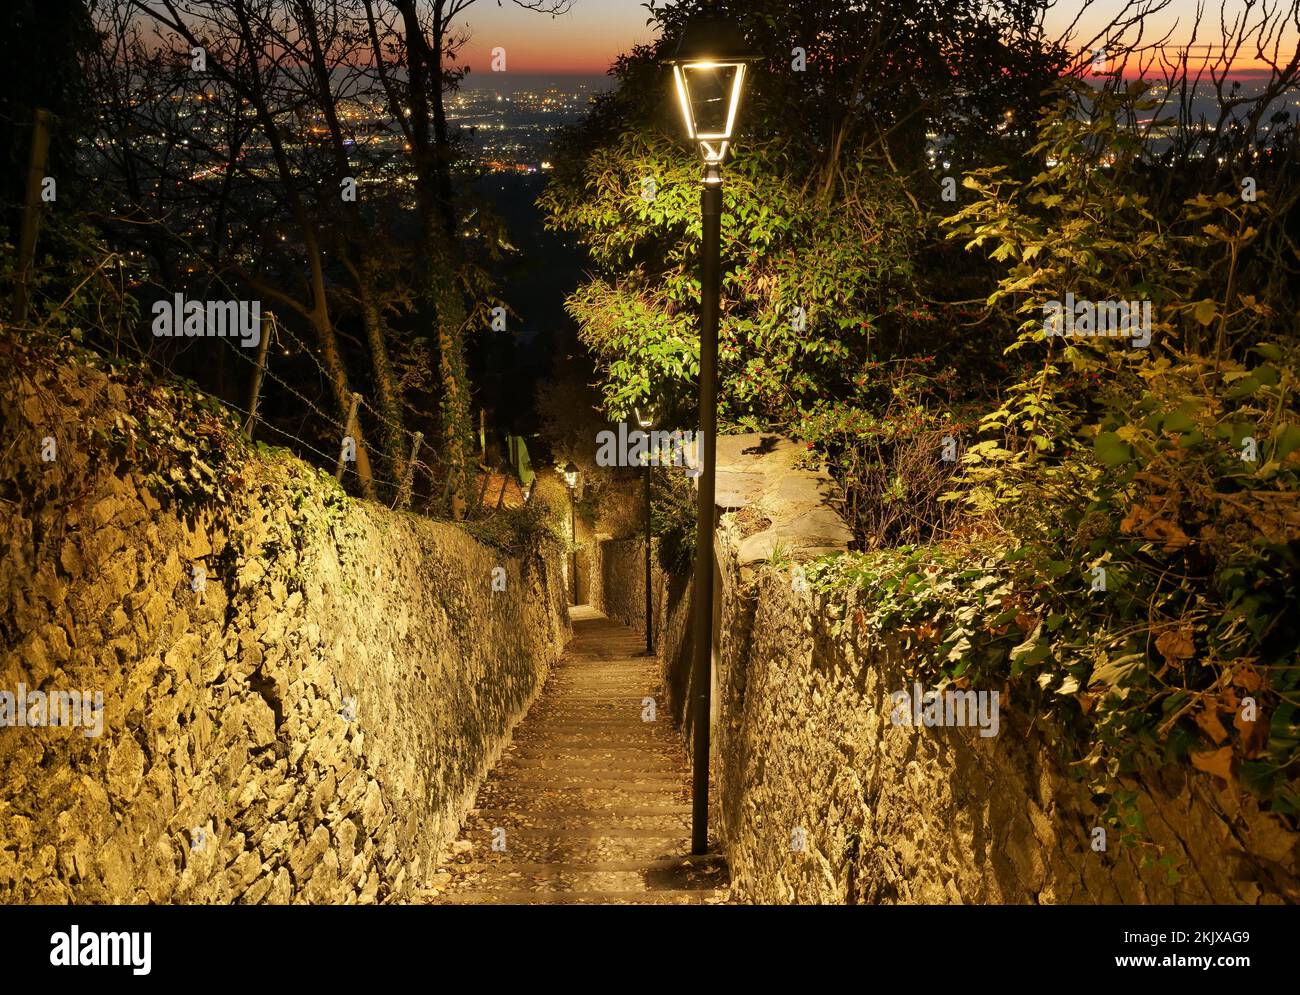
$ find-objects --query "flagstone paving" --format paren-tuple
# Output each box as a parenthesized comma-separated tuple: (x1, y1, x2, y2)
(430, 606, 729, 905)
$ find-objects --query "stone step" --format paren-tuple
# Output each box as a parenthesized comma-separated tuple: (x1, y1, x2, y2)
(442, 830, 693, 863)
(528, 699, 662, 711)
(465, 808, 691, 830)
(431, 609, 728, 905)
(437, 862, 729, 896)
(443, 855, 726, 875)
(500, 756, 683, 771)
(467, 801, 691, 816)
(508, 724, 666, 737)
(504, 743, 691, 759)
(471, 788, 690, 812)
(434, 889, 729, 905)
(504, 728, 676, 743)
(488, 770, 687, 787)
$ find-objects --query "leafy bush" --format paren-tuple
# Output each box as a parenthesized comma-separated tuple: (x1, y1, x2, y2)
(919, 80, 1300, 819)
(463, 495, 564, 557)
(651, 465, 698, 574)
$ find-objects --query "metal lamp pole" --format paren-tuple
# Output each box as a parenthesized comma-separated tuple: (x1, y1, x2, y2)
(644, 456, 654, 655)
(689, 163, 722, 854)
(665, 0, 756, 856)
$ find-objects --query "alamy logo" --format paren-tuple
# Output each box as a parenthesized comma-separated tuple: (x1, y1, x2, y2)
(595, 423, 700, 477)
(1043, 293, 1151, 348)
(889, 683, 1000, 738)
(0, 684, 103, 738)
(151, 293, 262, 348)
(50, 926, 151, 975)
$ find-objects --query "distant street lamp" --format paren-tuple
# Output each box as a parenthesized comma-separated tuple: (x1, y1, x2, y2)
(664, 0, 758, 856)
(635, 404, 656, 656)
(564, 461, 579, 604)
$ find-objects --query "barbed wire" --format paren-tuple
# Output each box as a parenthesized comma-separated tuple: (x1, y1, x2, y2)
(211, 332, 453, 503)
(20, 264, 463, 511)
(149, 227, 443, 491)
(273, 318, 433, 455)
(27, 186, 521, 513)
(101, 220, 434, 455)
(16, 206, 544, 516)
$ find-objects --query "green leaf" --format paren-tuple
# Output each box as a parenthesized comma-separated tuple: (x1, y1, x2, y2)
(1224, 375, 1261, 400)
(1162, 408, 1196, 433)
(1095, 431, 1134, 467)
(1274, 423, 1300, 461)
(1090, 653, 1143, 688)
(1252, 343, 1282, 361)
(1193, 299, 1218, 326)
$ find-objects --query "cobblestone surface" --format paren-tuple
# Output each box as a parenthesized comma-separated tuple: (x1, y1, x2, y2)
(430, 607, 729, 905)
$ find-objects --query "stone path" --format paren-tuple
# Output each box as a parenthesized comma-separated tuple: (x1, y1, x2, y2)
(430, 607, 729, 904)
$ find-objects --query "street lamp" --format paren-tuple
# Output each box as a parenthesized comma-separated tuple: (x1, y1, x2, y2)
(667, 6, 756, 166)
(664, 0, 758, 856)
(564, 461, 579, 605)
(635, 404, 656, 656)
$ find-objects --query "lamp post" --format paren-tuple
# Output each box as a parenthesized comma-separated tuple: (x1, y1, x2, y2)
(564, 461, 579, 604)
(664, 1, 757, 856)
(635, 405, 656, 656)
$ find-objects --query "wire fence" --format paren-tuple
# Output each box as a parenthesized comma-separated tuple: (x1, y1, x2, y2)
(16, 250, 526, 521)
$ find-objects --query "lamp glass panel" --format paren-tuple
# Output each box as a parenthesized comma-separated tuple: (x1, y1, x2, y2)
(680, 63, 743, 139)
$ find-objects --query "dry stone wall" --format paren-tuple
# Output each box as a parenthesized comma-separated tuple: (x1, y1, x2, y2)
(588, 536, 654, 632)
(713, 564, 1299, 904)
(0, 343, 569, 903)
(589, 433, 1299, 904)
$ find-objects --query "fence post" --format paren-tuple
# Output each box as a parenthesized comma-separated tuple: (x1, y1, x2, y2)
(12, 108, 50, 325)
(335, 392, 361, 481)
(243, 311, 274, 438)
(395, 431, 423, 510)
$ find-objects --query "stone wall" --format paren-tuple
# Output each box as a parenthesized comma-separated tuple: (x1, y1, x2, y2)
(604, 433, 1299, 904)
(713, 562, 1299, 904)
(0, 342, 570, 903)
(588, 536, 653, 632)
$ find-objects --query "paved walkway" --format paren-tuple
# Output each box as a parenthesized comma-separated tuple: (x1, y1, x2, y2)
(431, 607, 728, 904)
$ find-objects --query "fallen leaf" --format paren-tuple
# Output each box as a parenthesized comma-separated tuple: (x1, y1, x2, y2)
(1234, 705, 1269, 759)
(1194, 706, 1229, 745)
(1190, 746, 1234, 784)
(1233, 668, 1262, 692)
(1155, 627, 1195, 662)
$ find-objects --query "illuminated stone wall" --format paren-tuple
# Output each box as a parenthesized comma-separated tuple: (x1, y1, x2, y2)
(707, 542, 1299, 905)
(0, 346, 569, 903)
(588, 535, 654, 633)
(590, 434, 1300, 904)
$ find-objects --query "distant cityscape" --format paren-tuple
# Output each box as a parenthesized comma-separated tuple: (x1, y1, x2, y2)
(86, 73, 616, 274)
(95, 72, 1293, 191)
(451, 74, 615, 173)
(88, 71, 1294, 277)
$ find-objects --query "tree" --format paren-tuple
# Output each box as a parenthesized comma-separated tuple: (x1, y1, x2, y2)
(361, 0, 570, 517)
(542, 0, 1064, 433)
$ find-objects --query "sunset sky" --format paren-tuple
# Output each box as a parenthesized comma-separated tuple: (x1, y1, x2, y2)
(450, 0, 1298, 77)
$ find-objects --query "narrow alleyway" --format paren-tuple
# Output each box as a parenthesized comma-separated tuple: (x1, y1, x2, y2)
(432, 607, 729, 904)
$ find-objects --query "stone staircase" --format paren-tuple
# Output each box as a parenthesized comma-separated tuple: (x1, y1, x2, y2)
(430, 607, 728, 904)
